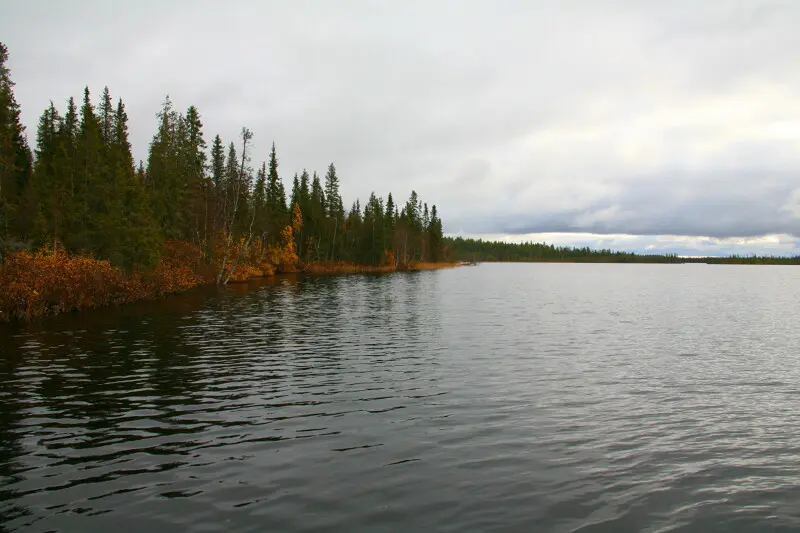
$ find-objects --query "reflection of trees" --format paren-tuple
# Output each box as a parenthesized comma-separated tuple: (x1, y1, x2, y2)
(0, 269, 444, 529)
(0, 334, 31, 530)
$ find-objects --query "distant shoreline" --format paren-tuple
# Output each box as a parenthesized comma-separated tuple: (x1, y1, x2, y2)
(445, 237, 800, 265)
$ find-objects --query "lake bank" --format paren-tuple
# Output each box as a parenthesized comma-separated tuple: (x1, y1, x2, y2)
(0, 245, 459, 323)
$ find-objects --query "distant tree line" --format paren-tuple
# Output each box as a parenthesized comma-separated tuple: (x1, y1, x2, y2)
(446, 237, 800, 265)
(0, 42, 445, 276)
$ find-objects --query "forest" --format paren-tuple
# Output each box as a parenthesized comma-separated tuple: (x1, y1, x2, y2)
(446, 237, 800, 265)
(0, 42, 446, 321)
(2, 40, 796, 321)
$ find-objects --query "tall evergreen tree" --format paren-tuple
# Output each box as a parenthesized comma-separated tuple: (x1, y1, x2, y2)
(309, 171, 326, 260)
(182, 105, 207, 243)
(113, 99, 159, 268)
(32, 101, 61, 243)
(210, 134, 226, 189)
(253, 162, 267, 243)
(69, 87, 105, 253)
(265, 142, 286, 244)
(428, 204, 444, 262)
(290, 173, 301, 216)
(324, 163, 344, 259)
(98, 86, 114, 147)
(0, 42, 33, 251)
(209, 133, 225, 246)
(147, 95, 181, 238)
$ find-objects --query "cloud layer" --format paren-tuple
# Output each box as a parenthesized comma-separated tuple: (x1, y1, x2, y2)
(4, 1, 800, 254)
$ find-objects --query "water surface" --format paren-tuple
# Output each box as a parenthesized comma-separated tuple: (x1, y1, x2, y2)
(2, 264, 800, 532)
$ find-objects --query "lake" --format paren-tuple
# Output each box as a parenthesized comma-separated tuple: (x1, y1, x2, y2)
(2, 263, 800, 532)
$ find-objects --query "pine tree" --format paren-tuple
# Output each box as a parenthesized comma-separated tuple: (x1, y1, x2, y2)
(362, 192, 385, 265)
(324, 162, 343, 219)
(209, 134, 225, 247)
(384, 192, 396, 263)
(147, 95, 179, 237)
(265, 142, 285, 244)
(309, 172, 326, 260)
(182, 105, 206, 244)
(324, 163, 344, 259)
(98, 86, 114, 147)
(70, 87, 105, 253)
(32, 102, 61, 243)
(428, 204, 444, 262)
(290, 173, 300, 211)
(296, 170, 311, 258)
(97, 90, 125, 265)
(345, 199, 362, 261)
(55, 97, 79, 245)
(253, 162, 267, 243)
(0, 42, 33, 252)
(422, 202, 430, 261)
(114, 99, 159, 269)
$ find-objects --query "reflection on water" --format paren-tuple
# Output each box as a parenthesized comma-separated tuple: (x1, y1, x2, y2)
(2, 265, 800, 532)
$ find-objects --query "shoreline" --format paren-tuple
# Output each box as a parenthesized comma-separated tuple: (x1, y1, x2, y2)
(0, 248, 460, 323)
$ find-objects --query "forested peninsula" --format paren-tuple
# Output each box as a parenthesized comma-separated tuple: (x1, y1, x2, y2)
(1, 43, 796, 322)
(0, 43, 448, 321)
(446, 237, 800, 265)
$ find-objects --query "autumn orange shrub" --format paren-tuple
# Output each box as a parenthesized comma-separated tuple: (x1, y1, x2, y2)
(278, 225, 299, 272)
(210, 233, 286, 283)
(0, 240, 211, 322)
(0, 243, 131, 321)
(149, 240, 208, 294)
(0, 233, 457, 322)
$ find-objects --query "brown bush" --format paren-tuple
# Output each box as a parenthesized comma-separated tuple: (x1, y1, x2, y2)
(0, 241, 209, 322)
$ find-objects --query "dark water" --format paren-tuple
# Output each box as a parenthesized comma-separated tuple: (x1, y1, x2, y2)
(2, 264, 800, 532)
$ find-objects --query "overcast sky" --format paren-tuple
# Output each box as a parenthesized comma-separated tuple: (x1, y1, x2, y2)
(4, 1, 800, 256)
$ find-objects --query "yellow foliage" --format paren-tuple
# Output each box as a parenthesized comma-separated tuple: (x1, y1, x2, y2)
(292, 203, 303, 234)
(0, 240, 207, 322)
(279, 225, 299, 272)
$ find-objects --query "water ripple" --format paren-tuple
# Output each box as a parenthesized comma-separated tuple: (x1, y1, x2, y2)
(2, 265, 800, 532)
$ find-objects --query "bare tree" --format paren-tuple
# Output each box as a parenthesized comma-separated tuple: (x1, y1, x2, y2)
(216, 127, 252, 285)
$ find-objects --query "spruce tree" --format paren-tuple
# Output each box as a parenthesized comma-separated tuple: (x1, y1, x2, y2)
(324, 163, 344, 259)
(209, 134, 225, 243)
(296, 170, 311, 258)
(147, 95, 183, 239)
(70, 87, 105, 253)
(32, 102, 61, 244)
(309, 172, 326, 260)
(0, 42, 33, 251)
(428, 205, 444, 262)
(290, 173, 300, 216)
(98, 86, 114, 147)
(265, 142, 284, 244)
(253, 162, 267, 243)
(182, 105, 206, 243)
(114, 99, 159, 268)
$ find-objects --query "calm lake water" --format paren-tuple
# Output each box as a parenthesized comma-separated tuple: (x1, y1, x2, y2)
(2, 263, 800, 532)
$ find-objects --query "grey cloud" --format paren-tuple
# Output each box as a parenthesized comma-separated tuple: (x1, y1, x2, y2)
(460, 168, 800, 238)
(4, 0, 800, 252)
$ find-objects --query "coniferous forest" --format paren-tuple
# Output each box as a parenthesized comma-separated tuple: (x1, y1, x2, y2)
(0, 43, 447, 321)
(2, 41, 797, 321)
(445, 237, 800, 264)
